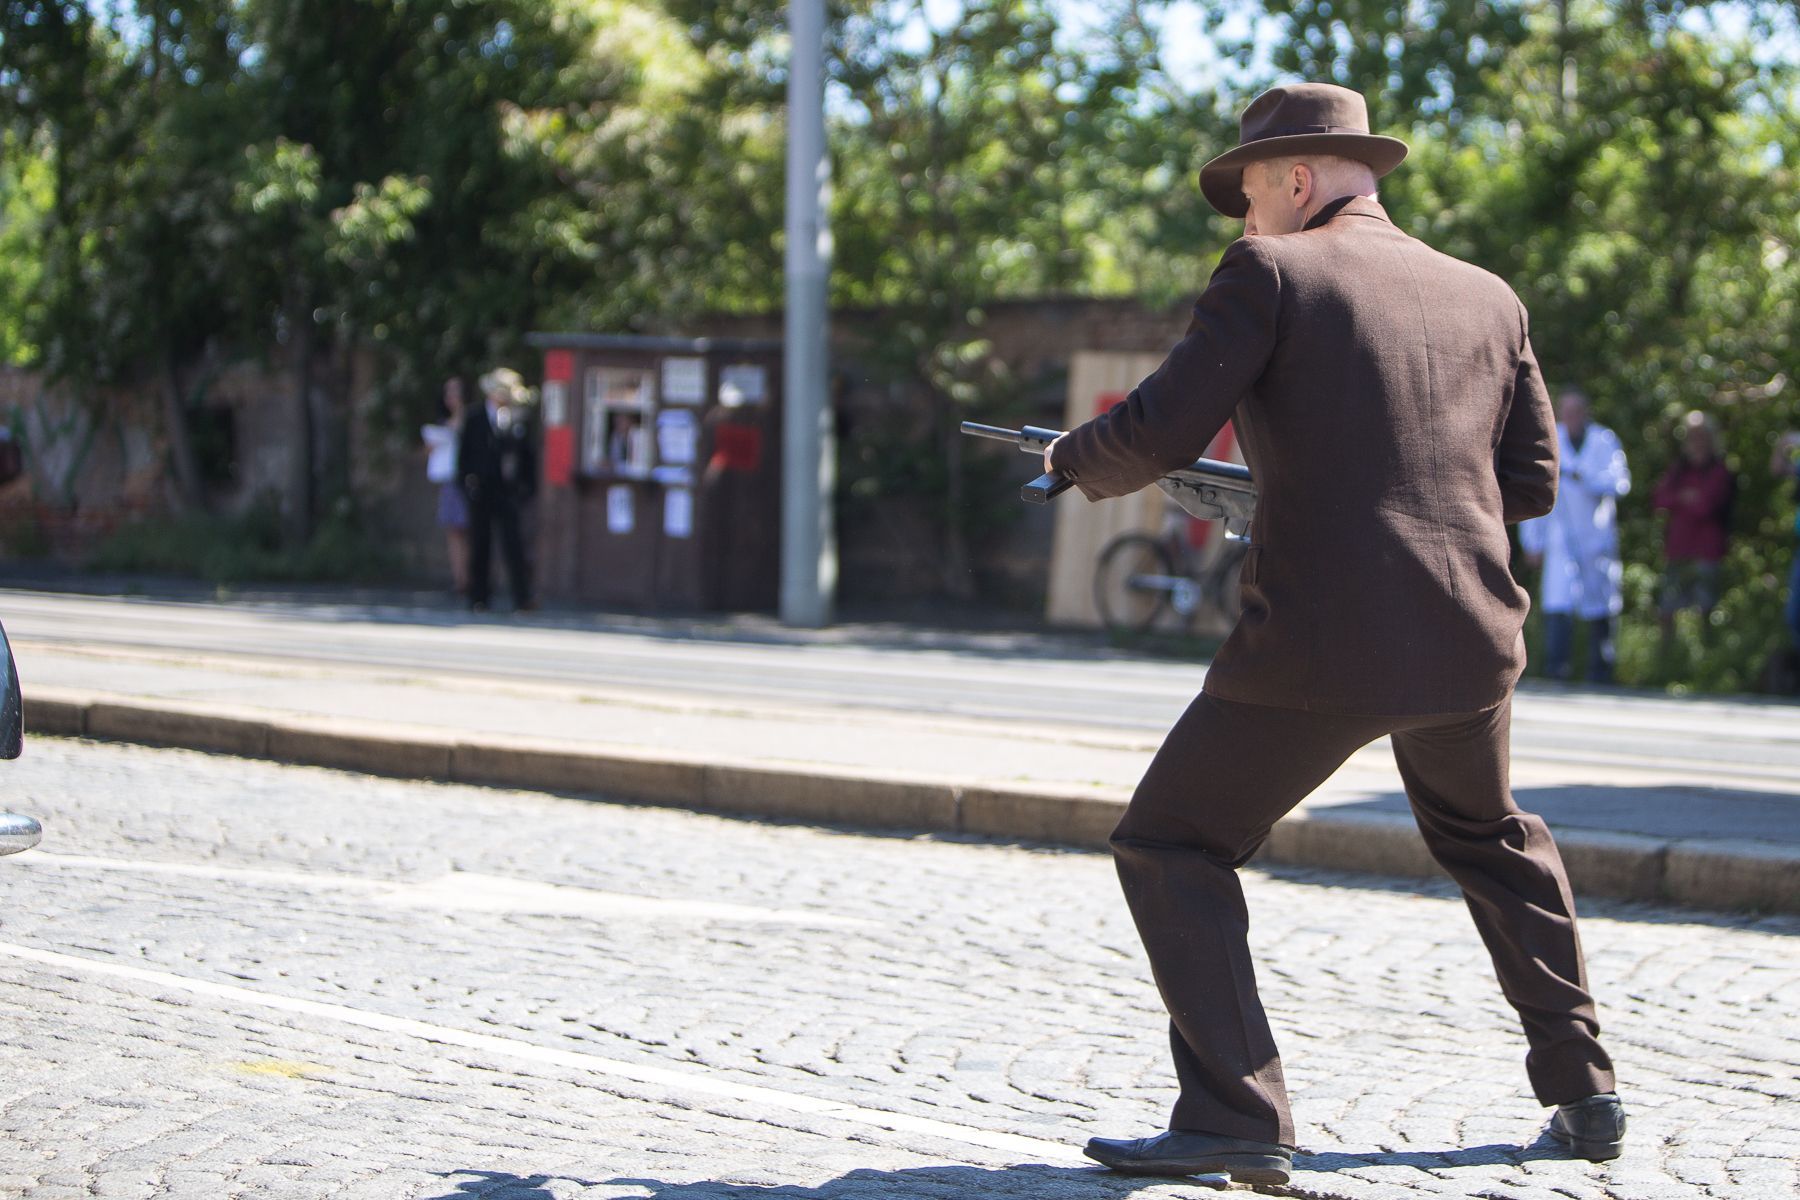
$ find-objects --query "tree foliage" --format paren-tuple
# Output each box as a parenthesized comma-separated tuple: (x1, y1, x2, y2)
(0, 0, 626, 530)
(1, 0, 1796, 687)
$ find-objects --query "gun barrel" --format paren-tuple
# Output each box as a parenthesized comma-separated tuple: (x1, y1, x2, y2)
(1176, 456, 1253, 486)
(960, 421, 1022, 443)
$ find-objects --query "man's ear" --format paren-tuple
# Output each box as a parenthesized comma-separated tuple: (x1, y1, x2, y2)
(1290, 163, 1313, 206)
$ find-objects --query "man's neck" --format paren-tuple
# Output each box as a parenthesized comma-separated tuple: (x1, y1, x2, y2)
(1301, 192, 1374, 231)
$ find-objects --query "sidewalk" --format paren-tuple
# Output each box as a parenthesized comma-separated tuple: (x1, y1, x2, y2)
(10, 591, 1799, 915)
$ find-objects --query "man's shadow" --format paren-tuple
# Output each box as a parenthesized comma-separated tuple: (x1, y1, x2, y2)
(428, 1171, 566, 1199)
(431, 1138, 1572, 1199)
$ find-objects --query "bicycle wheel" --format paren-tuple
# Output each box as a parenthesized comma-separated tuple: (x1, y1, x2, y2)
(1094, 533, 1177, 635)
(1206, 542, 1248, 624)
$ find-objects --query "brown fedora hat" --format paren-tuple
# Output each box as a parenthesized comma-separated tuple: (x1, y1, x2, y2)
(1199, 83, 1409, 218)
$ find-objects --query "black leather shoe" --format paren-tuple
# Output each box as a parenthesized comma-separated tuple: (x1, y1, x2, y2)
(1547, 1092, 1626, 1161)
(1084, 1130, 1292, 1184)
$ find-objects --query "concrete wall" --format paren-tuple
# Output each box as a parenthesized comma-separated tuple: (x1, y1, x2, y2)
(0, 368, 163, 557)
(0, 358, 446, 581)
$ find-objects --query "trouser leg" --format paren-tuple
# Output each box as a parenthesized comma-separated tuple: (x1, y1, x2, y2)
(1585, 617, 1615, 683)
(1543, 612, 1573, 680)
(467, 497, 494, 608)
(1110, 692, 1389, 1147)
(496, 499, 532, 607)
(1389, 701, 1615, 1105)
(1785, 556, 1800, 645)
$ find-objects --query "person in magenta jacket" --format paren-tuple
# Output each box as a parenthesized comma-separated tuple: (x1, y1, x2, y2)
(1652, 411, 1735, 640)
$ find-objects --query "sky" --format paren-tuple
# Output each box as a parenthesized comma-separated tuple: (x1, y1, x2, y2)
(905, 0, 1799, 83)
(905, 0, 1277, 91)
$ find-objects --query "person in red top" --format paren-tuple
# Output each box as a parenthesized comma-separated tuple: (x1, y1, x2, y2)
(1652, 410, 1735, 639)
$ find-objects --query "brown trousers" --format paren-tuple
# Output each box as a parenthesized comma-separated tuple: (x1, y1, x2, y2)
(1111, 692, 1615, 1148)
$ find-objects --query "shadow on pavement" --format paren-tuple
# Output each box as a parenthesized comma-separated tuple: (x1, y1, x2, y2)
(1297, 1134, 1564, 1173)
(432, 1134, 1583, 1198)
(428, 1170, 591, 1198)
(1258, 855, 1800, 936)
(597, 1165, 1194, 1198)
(579, 1142, 1579, 1198)
(1332, 782, 1800, 846)
(0, 571, 1127, 662)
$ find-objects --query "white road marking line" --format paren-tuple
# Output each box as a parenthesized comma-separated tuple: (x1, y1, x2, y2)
(0, 940, 1086, 1165)
(26, 852, 392, 890)
(370, 872, 877, 927)
(22, 854, 874, 929)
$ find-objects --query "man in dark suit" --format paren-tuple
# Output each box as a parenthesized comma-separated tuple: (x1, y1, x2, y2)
(1048, 84, 1623, 1185)
(459, 372, 537, 613)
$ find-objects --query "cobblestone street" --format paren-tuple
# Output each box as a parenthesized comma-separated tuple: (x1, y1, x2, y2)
(0, 738, 1794, 1199)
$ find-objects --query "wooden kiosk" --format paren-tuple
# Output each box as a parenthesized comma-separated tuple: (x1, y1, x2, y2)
(527, 333, 784, 612)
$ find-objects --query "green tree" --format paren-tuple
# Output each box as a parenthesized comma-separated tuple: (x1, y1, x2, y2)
(1, 0, 628, 539)
(0, 0, 253, 508)
(827, 0, 1213, 596)
(0, 129, 49, 365)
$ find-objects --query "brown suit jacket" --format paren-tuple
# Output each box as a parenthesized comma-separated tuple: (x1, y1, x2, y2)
(1052, 196, 1558, 715)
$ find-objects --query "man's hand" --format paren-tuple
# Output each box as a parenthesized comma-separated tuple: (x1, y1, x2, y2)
(1044, 433, 1067, 476)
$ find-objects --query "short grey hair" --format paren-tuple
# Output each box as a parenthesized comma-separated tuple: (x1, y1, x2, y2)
(1255, 154, 1379, 189)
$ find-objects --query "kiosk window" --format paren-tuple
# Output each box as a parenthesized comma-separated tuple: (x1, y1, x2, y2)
(582, 367, 654, 478)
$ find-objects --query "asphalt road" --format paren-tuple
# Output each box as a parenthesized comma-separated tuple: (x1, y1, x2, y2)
(0, 738, 1793, 1199)
(3, 588, 1798, 786)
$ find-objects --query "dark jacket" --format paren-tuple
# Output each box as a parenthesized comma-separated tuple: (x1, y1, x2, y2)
(1052, 196, 1557, 715)
(459, 403, 538, 508)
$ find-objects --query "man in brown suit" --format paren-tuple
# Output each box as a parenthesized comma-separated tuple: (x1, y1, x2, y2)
(1048, 83, 1624, 1185)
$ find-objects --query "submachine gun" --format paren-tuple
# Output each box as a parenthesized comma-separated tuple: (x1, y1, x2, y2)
(960, 422, 1258, 540)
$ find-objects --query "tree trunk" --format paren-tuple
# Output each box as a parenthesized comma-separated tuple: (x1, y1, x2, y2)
(1556, 0, 1574, 118)
(161, 357, 207, 512)
(310, 331, 352, 517)
(939, 393, 975, 601)
(285, 288, 316, 547)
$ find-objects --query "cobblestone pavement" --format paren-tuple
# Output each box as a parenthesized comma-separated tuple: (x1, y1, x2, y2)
(0, 739, 1794, 1200)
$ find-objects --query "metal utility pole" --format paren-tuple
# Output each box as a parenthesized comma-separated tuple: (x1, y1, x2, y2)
(781, 0, 836, 627)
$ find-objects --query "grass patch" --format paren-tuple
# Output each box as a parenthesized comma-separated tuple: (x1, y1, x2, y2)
(89, 496, 404, 585)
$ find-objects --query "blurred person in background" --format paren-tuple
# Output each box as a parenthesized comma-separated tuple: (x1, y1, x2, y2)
(1772, 431, 1800, 650)
(422, 377, 470, 597)
(1652, 410, 1735, 643)
(1520, 387, 1631, 682)
(459, 369, 537, 614)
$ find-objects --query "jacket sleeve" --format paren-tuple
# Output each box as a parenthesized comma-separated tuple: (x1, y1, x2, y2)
(1051, 237, 1281, 500)
(1496, 303, 1558, 524)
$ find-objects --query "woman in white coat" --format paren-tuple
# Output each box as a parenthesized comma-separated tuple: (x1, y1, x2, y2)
(1520, 388, 1632, 681)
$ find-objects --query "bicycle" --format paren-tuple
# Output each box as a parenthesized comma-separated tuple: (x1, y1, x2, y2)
(1093, 502, 1248, 637)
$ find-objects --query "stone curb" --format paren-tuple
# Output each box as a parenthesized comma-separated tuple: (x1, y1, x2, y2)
(23, 688, 1799, 915)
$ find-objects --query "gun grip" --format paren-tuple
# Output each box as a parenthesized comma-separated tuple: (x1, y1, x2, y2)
(1023, 472, 1075, 504)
